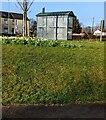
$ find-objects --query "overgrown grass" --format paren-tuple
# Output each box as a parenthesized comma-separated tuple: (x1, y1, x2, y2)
(2, 39, 104, 105)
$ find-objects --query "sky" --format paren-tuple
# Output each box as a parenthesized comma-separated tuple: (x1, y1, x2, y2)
(0, 1, 104, 27)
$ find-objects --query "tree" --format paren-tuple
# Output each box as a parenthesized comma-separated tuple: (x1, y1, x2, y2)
(81, 23, 92, 39)
(82, 26, 92, 34)
(30, 18, 37, 37)
(16, 0, 35, 36)
(73, 16, 82, 33)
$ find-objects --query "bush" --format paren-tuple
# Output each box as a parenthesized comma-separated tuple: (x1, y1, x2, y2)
(1, 37, 83, 48)
(2, 38, 11, 44)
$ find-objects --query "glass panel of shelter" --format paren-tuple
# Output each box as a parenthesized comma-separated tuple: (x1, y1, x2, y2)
(47, 16, 56, 27)
(58, 16, 67, 27)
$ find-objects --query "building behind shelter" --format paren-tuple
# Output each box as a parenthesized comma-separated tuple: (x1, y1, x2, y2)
(0, 11, 30, 36)
(36, 9, 76, 40)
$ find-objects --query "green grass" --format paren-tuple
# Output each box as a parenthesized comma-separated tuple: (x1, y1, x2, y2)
(2, 40, 105, 105)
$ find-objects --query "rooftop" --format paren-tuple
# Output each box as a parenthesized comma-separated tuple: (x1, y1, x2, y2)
(0, 11, 29, 20)
(36, 11, 75, 17)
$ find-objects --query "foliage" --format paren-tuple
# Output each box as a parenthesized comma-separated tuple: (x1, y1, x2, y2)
(30, 18, 37, 37)
(1, 37, 83, 48)
(2, 39, 104, 105)
(73, 16, 82, 33)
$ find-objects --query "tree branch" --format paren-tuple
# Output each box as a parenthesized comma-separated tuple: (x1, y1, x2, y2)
(27, 0, 35, 11)
(16, 0, 24, 11)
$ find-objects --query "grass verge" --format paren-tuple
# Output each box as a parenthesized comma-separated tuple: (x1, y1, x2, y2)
(2, 40, 104, 105)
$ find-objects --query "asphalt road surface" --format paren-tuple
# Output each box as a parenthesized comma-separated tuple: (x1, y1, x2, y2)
(2, 103, 105, 119)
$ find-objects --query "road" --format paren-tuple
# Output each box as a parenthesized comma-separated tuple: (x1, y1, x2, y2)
(2, 103, 105, 119)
